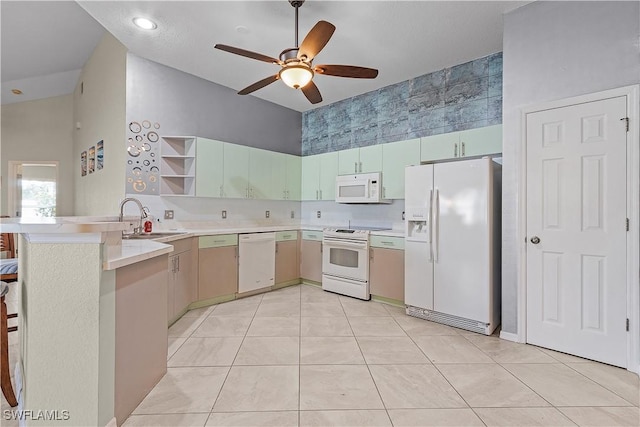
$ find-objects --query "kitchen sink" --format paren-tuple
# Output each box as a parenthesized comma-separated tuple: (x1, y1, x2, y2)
(122, 231, 187, 240)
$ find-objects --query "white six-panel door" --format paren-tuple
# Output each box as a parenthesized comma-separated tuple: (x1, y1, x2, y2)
(526, 96, 628, 367)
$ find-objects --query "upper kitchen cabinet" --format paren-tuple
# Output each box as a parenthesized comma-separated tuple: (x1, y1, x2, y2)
(159, 136, 196, 196)
(302, 152, 339, 200)
(337, 145, 382, 175)
(420, 125, 502, 162)
(195, 137, 224, 197)
(381, 138, 420, 199)
(248, 148, 273, 199)
(459, 125, 502, 158)
(272, 152, 301, 200)
(222, 143, 250, 198)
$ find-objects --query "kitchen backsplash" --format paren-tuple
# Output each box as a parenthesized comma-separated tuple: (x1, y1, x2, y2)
(302, 52, 502, 155)
(124, 194, 301, 228)
(301, 200, 405, 231)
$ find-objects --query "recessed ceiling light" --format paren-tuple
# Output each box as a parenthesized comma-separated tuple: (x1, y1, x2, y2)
(133, 17, 157, 30)
(11, 89, 22, 95)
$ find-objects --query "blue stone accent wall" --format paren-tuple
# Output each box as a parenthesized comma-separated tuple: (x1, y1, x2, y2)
(302, 52, 502, 156)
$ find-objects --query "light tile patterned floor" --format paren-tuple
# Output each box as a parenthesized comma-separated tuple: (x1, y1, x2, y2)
(2, 284, 639, 426)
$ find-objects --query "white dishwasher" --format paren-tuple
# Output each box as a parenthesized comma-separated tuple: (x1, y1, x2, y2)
(238, 232, 276, 293)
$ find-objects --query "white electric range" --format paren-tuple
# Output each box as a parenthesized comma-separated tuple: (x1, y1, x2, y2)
(321, 227, 389, 300)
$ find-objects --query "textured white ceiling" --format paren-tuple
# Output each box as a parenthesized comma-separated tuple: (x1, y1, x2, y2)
(2, 1, 529, 110)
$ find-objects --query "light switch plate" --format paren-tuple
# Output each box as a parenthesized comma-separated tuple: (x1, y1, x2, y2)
(164, 210, 174, 220)
(222, 210, 227, 219)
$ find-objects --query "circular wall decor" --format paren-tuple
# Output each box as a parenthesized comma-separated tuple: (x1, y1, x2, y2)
(132, 180, 147, 192)
(142, 120, 151, 129)
(127, 145, 141, 157)
(129, 122, 142, 133)
(153, 122, 160, 129)
(147, 131, 159, 142)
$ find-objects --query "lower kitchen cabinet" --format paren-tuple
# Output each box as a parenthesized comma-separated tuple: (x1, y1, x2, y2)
(198, 235, 238, 301)
(275, 231, 300, 285)
(115, 254, 168, 425)
(369, 236, 405, 302)
(167, 237, 197, 324)
(300, 230, 323, 283)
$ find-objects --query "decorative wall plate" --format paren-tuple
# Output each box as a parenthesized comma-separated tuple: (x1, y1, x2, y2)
(127, 145, 141, 157)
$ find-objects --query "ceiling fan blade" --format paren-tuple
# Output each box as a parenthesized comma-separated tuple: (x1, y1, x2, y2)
(301, 80, 322, 104)
(298, 21, 336, 62)
(215, 44, 281, 65)
(238, 74, 279, 95)
(314, 64, 379, 79)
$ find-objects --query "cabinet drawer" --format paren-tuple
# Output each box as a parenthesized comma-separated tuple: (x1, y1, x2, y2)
(302, 230, 323, 241)
(276, 230, 298, 242)
(199, 234, 238, 248)
(370, 235, 404, 250)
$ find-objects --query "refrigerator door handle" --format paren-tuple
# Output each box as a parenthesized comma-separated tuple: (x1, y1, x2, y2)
(434, 188, 440, 262)
(428, 189, 434, 262)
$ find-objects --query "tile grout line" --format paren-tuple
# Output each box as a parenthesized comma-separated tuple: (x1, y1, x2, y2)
(207, 293, 263, 415)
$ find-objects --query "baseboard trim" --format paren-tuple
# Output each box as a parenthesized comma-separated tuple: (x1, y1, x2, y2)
(499, 330, 520, 342)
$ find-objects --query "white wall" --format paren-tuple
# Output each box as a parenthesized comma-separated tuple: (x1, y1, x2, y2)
(501, 1, 640, 333)
(0, 94, 74, 216)
(73, 33, 127, 216)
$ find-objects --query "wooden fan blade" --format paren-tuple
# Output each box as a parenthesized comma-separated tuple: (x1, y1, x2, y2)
(298, 21, 336, 62)
(215, 44, 281, 65)
(238, 74, 279, 95)
(314, 64, 378, 79)
(301, 80, 322, 104)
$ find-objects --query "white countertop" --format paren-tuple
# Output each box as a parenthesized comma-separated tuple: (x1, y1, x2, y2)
(2, 217, 406, 270)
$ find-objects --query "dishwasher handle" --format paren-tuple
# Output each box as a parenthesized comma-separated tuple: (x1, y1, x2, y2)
(239, 233, 276, 243)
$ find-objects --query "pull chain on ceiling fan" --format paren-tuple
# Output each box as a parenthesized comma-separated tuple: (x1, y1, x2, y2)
(214, 0, 378, 104)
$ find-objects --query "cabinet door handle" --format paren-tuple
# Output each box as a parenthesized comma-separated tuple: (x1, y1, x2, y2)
(176, 256, 180, 272)
(354, 162, 358, 173)
(454, 143, 458, 157)
(461, 142, 465, 157)
(369, 247, 374, 260)
(382, 187, 386, 198)
(316, 190, 319, 200)
(320, 243, 323, 253)
(359, 162, 363, 173)
(275, 242, 279, 253)
(319, 189, 322, 199)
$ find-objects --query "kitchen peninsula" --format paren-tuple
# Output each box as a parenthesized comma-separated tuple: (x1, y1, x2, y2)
(1, 217, 171, 427)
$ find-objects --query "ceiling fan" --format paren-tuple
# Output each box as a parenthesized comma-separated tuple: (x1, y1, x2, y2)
(214, 0, 378, 104)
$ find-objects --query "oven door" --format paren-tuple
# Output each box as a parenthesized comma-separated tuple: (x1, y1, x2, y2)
(322, 237, 369, 281)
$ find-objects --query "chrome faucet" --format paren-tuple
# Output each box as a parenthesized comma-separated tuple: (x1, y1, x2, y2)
(118, 197, 148, 235)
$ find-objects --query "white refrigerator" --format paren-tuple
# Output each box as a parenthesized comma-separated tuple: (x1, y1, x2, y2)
(404, 157, 501, 335)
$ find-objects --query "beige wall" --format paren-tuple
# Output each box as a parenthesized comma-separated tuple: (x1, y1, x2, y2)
(73, 32, 127, 216)
(0, 94, 75, 216)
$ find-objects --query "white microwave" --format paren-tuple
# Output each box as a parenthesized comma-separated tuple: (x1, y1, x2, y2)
(335, 172, 390, 204)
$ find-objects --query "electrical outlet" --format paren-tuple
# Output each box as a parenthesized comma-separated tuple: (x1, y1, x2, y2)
(290, 210, 295, 219)
(265, 210, 270, 218)
(317, 210, 321, 218)
(164, 210, 174, 220)
(222, 210, 227, 219)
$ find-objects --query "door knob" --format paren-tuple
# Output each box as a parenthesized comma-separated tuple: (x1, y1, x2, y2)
(530, 236, 541, 244)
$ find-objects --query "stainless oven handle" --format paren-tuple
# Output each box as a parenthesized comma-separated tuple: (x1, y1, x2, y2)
(322, 238, 368, 250)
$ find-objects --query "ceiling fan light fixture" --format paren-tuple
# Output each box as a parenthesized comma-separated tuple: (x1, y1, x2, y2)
(279, 65, 314, 89)
(133, 17, 157, 30)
